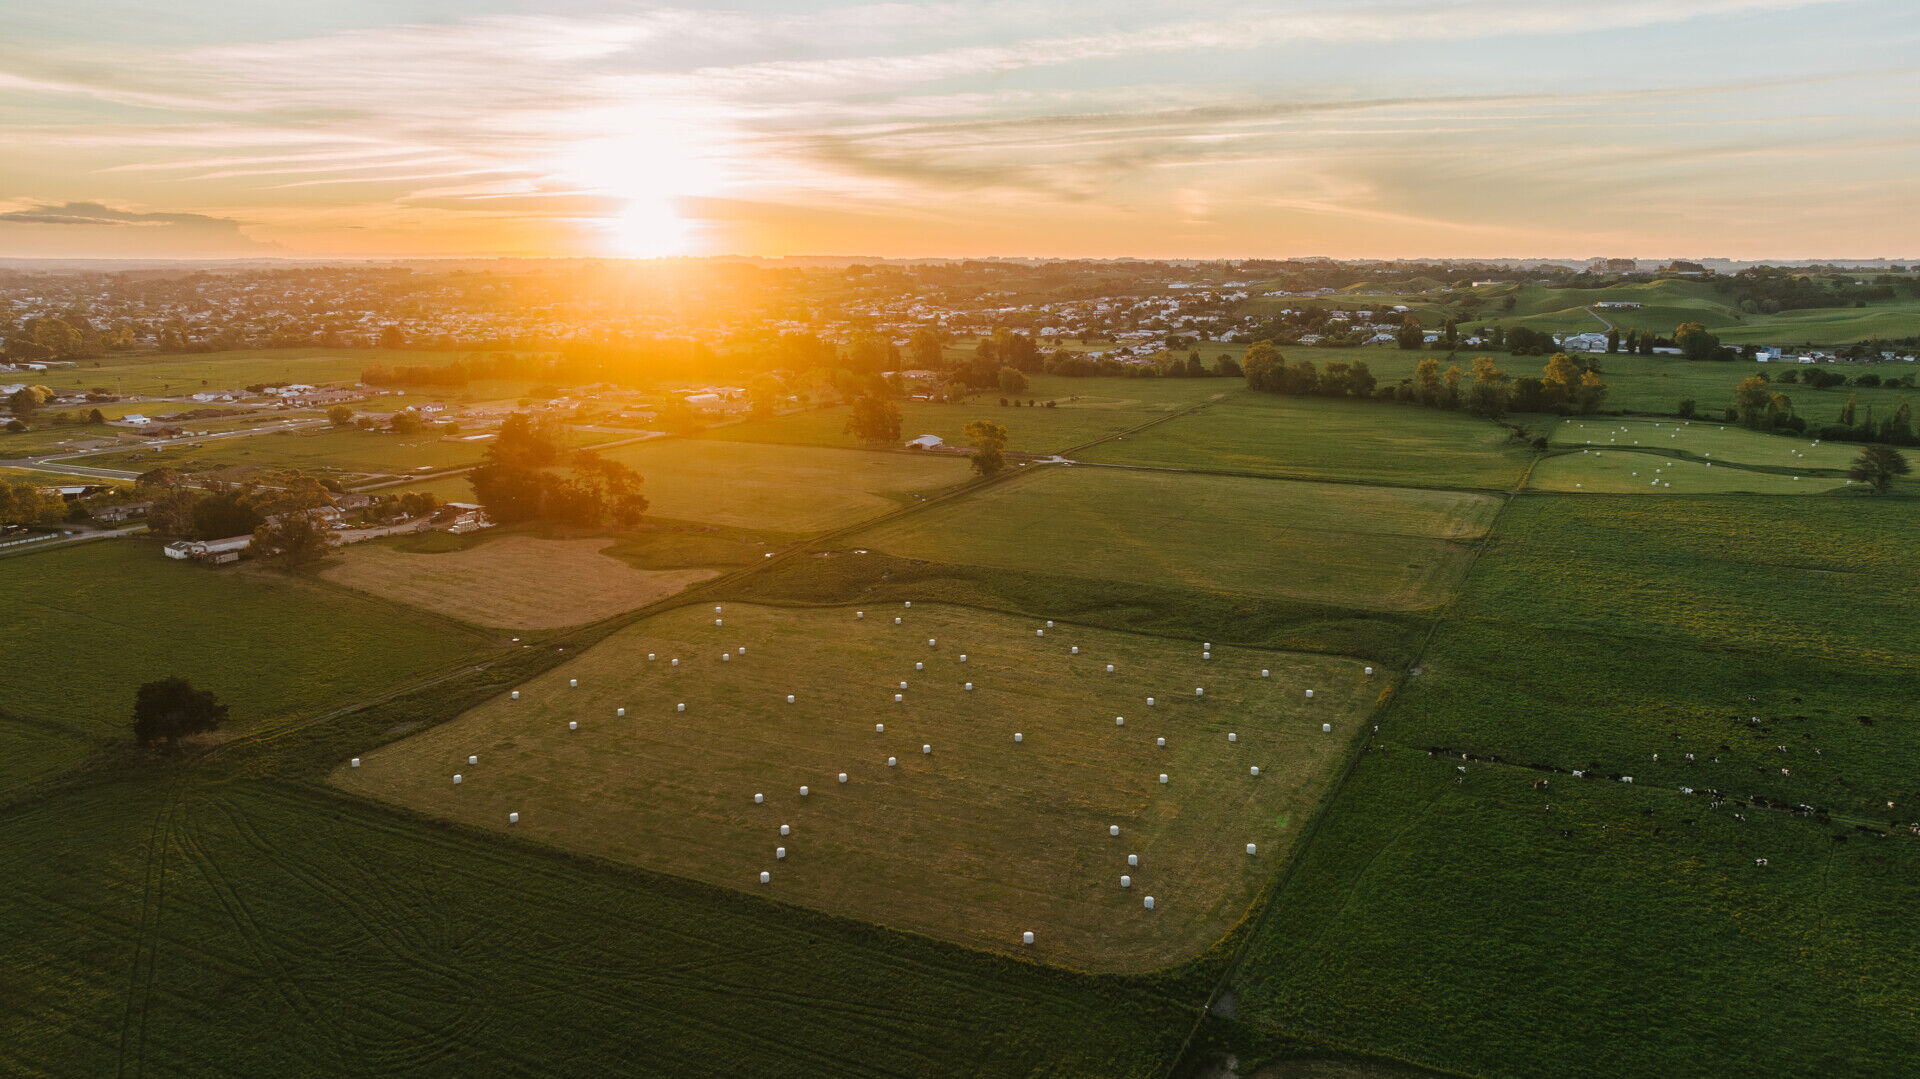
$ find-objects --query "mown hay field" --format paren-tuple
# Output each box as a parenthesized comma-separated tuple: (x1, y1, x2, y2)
(334, 602, 1380, 972)
(320, 535, 719, 630)
(849, 467, 1501, 612)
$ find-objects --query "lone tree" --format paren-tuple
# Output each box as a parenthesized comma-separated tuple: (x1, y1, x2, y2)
(133, 677, 228, 748)
(844, 394, 902, 444)
(1849, 444, 1910, 493)
(327, 404, 355, 427)
(964, 419, 1009, 477)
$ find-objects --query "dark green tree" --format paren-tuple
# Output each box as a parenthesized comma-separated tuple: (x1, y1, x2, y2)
(133, 677, 228, 747)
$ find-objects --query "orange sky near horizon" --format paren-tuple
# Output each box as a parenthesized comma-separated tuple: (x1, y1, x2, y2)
(3, 1, 1919, 261)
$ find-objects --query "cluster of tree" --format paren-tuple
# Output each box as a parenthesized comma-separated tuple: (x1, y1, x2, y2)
(845, 394, 902, 444)
(0, 479, 68, 526)
(469, 413, 646, 527)
(1244, 342, 1607, 417)
(1713, 269, 1911, 314)
(1805, 394, 1916, 446)
(132, 677, 228, 748)
(1729, 376, 1801, 432)
(137, 467, 339, 547)
(965, 420, 1008, 477)
(1242, 342, 1378, 398)
(1469, 325, 1562, 356)
(1775, 368, 1914, 391)
(1, 316, 115, 362)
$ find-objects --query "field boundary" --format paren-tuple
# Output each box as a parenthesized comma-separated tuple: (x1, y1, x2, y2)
(1161, 475, 1529, 1078)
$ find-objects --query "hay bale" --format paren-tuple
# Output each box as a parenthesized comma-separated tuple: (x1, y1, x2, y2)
(1106, 664, 1115, 673)
(1195, 687, 1204, 696)
(616, 707, 626, 717)
(677, 702, 686, 712)
(922, 744, 932, 755)
(1022, 931, 1034, 945)
(1014, 732, 1023, 742)
(1246, 843, 1257, 855)
(837, 773, 848, 784)
(1159, 774, 1168, 784)
(780, 824, 790, 835)
(1260, 669, 1269, 678)
(857, 611, 864, 619)
(1250, 766, 1260, 777)
(1365, 666, 1374, 676)
(721, 653, 730, 662)
(760, 871, 771, 884)
(1128, 853, 1139, 866)
(1115, 716, 1125, 726)
(468, 755, 479, 765)
(754, 792, 764, 803)
(509, 812, 518, 823)
(715, 619, 723, 627)
(1143, 896, 1155, 910)
(894, 617, 902, 625)
(777, 847, 786, 859)
(1071, 646, 1079, 655)
(959, 654, 967, 662)
(350, 757, 361, 768)
(1203, 651, 1210, 660)
(671, 658, 679, 667)
(875, 722, 885, 733)
(648, 654, 656, 662)
(1305, 689, 1314, 699)
(894, 693, 903, 703)
(1228, 732, 1237, 743)
(927, 638, 936, 647)
(1109, 825, 1120, 837)
(1156, 737, 1165, 747)
(511, 690, 520, 700)
(800, 785, 809, 796)
(569, 679, 578, 688)
(1322, 723, 1332, 733)
(1120, 875, 1131, 888)
(568, 721, 578, 731)
(964, 682, 973, 691)
(1036, 629, 1045, 637)
(787, 695, 796, 704)
(1046, 620, 1054, 628)
(453, 774, 463, 785)
(888, 756, 897, 766)
(915, 661, 923, 671)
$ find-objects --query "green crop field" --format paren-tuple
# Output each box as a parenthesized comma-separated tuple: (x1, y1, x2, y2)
(0, 540, 495, 791)
(1078, 392, 1531, 489)
(336, 602, 1377, 971)
(589, 438, 975, 533)
(0, 774, 1190, 1077)
(1221, 494, 1920, 1076)
(705, 375, 1229, 454)
(850, 467, 1500, 612)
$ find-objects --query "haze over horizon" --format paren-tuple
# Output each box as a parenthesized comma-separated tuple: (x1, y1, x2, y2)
(4, 0, 1918, 261)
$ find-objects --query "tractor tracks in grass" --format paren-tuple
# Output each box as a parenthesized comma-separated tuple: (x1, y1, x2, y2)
(116, 773, 182, 1079)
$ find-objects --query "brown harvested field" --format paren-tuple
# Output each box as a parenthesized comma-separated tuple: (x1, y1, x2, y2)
(332, 602, 1382, 972)
(322, 535, 718, 629)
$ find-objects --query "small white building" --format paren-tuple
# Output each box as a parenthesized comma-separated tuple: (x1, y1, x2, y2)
(904, 434, 944, 450)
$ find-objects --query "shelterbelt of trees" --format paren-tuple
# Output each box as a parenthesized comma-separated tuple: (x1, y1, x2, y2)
(1242, 342, 1606, 419)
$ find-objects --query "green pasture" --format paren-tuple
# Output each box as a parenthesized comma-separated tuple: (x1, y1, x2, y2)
(849, 467, 1500, 612)
(0, 540, 494, 790)
(1078, 393, 1531, 489)
(1222, 492, 1920, 1075)
(1228, 750, 1920, 1077)
(0, 775, 1188, 1077)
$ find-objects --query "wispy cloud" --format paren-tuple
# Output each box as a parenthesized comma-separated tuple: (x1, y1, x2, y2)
(0, 0, 1910, 257)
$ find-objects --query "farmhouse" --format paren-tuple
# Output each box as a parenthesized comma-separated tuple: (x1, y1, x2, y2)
(1560, 332, 1610, 353)
(905, 434, 945, 450)
(163, 535, 253, 564)
(92, 501, 152, 523)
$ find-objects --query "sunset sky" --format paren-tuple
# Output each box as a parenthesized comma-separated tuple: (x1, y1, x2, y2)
(3, 0, 1917, 260)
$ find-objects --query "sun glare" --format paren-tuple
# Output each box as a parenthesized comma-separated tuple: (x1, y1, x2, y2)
(557, 107, 722, 258)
